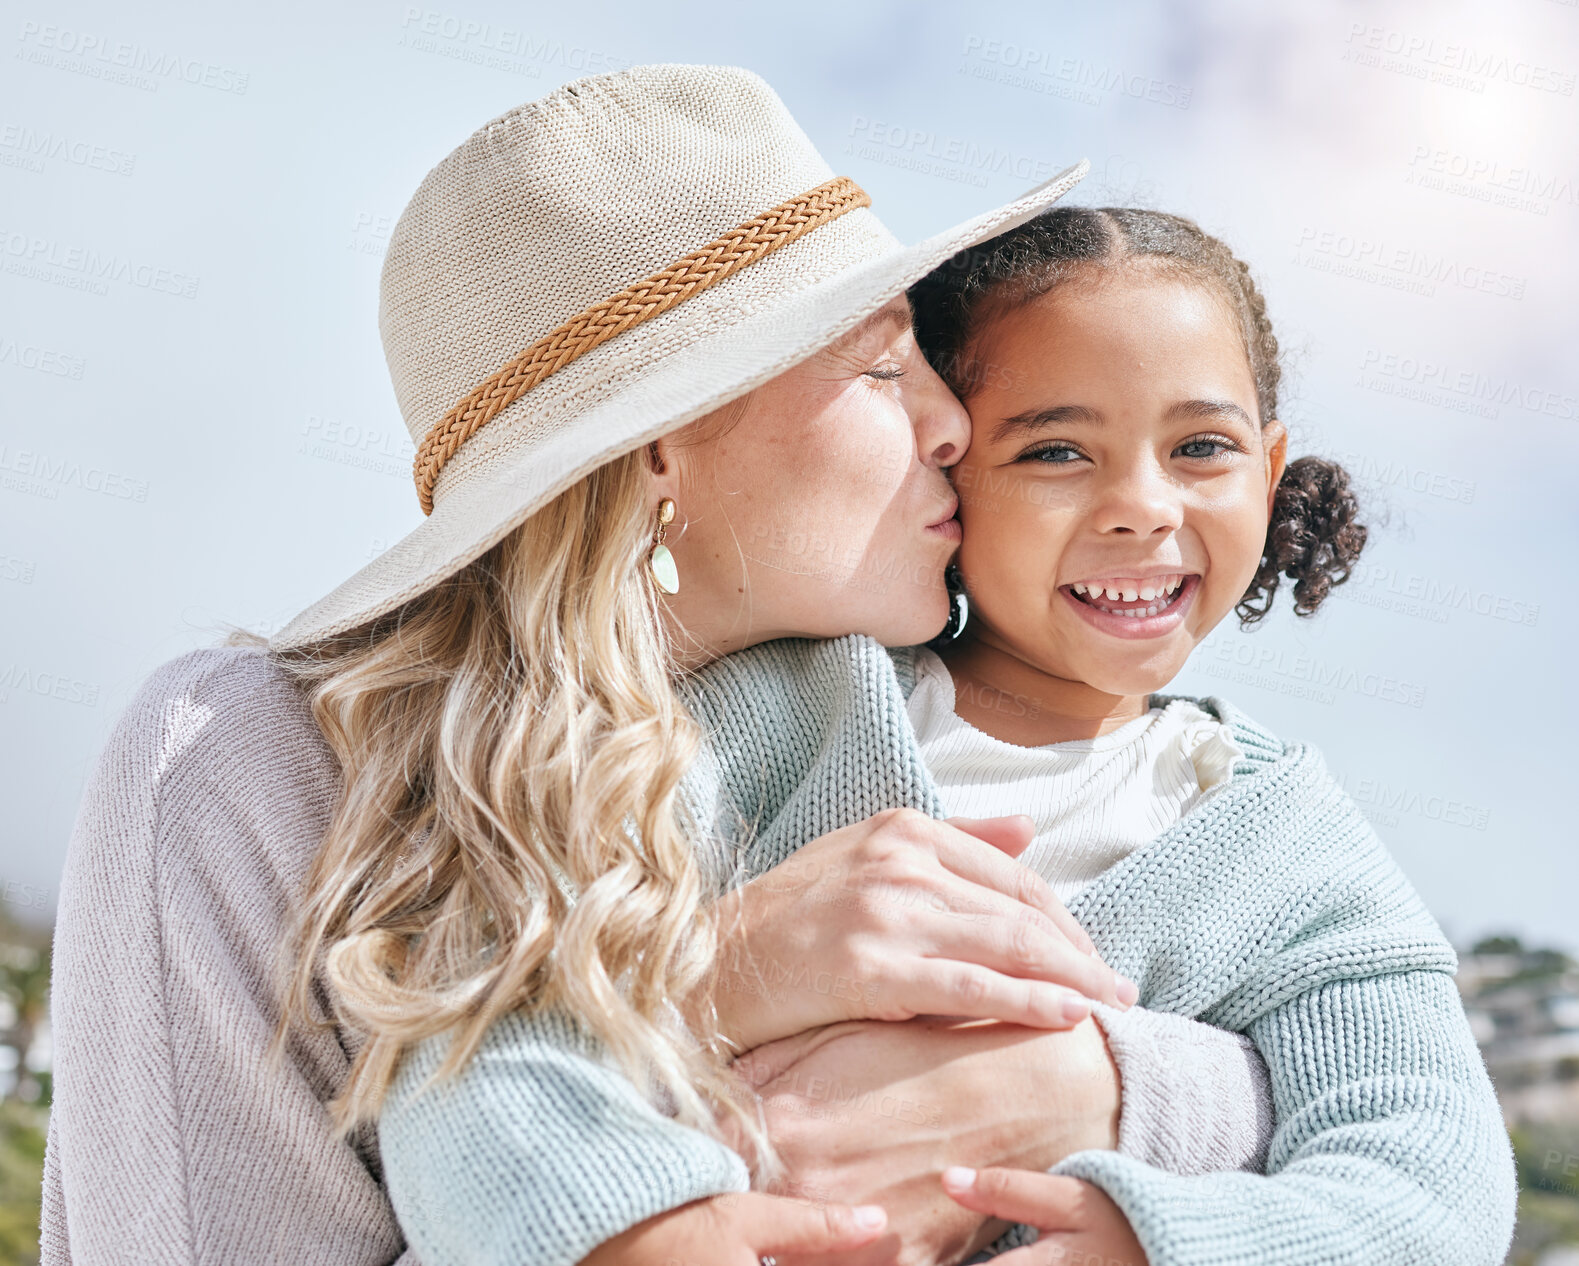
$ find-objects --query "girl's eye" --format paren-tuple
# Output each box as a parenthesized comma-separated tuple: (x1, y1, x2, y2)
(1176, 433, 1242, 461)
(1014, 435, 1244, 465)
(1017, 443, 1085, 465)
(863, 364, 906, 382)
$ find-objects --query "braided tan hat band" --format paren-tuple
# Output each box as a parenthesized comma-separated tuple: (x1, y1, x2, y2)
(412, 175, 872, 514)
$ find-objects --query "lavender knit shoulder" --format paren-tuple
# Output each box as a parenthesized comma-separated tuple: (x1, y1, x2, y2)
(41, 646, 417, 1265)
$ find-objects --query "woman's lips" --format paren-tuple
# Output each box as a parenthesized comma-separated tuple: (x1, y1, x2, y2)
(926, 497, 962, 542)
(1059, 573, 1200, 639)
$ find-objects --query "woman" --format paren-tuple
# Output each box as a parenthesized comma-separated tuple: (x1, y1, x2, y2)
(42, 65, 1269, 1266)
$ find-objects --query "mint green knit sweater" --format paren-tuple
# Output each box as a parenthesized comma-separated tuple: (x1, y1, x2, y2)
(380, 635, 1516, 1266)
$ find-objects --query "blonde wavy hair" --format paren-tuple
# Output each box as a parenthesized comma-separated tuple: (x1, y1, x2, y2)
(247, 445, 762, 1161)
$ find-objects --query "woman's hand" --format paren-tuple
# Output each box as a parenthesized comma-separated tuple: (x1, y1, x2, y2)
(941, 1168, 1148, 1266)
(579, 1191, 890, 1265)
(711, 808, 1137, 1051)
(722, 1015, 1122, 1266)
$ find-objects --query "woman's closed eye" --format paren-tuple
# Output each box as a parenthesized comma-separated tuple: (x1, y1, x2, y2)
(862, 363, 907, 383)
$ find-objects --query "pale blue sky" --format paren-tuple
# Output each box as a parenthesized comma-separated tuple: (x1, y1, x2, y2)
(2, 0, 1575, 949)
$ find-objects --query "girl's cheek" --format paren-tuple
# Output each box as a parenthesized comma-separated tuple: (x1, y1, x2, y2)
(956, 463, 1034, 523)
(961, 512, 1039, 595)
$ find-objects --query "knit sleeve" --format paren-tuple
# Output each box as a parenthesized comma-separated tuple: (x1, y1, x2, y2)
(380, 1008, 750, 1266)
(41, 647, 413, 1266)
(1049, 970, 1517, 1266)
(1089, 1003, 1273, 1175)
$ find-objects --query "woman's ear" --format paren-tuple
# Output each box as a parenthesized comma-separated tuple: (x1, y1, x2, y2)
(646, 438, 682, 507)
(1261, 420, 1289, 519)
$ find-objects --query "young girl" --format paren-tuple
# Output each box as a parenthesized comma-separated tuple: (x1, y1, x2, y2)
(721, 206, 1517, 1263)
(379, 207, 1516, 1265)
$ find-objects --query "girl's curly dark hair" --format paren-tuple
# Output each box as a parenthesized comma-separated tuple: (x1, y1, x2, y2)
(908, 206, 1366, 629)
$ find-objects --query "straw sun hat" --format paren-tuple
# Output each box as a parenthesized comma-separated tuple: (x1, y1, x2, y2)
(269, 63, 1088, 650)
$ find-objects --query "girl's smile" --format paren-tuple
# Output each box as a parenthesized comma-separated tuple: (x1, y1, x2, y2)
(1060, 571, 1201, 639)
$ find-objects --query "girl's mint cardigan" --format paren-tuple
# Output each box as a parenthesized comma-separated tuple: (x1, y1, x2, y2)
(381, 635, 1517, 1266)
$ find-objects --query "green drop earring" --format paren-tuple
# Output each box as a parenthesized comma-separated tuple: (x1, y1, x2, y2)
(649, 497, 679, 594)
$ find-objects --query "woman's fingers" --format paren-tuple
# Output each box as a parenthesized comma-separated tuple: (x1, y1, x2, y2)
(587, 1192, 889, 1266)
(923, 899, 1129, 1008)
(716, 808, 1137, 1046)
(732, 1025, 843, 1088)
(943, 813, 1036, 859)
(896, 960, 1093, 1028)
(933, 818, 1097, 957)
(851, 811, 1135, 1012)
(940, 1166, 1090, 1228)
(747, 1194, 888, 1255)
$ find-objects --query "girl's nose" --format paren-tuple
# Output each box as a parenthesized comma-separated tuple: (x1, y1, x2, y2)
(1090, 462, 1186, 538)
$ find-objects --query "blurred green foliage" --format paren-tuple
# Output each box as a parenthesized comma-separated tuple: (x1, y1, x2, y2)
(0, 902, 49, 1266)
(1510, 1122, 1579, 1265)
(0, 1101, 44, 1266)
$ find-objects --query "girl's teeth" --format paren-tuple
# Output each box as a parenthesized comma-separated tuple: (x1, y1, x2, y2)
(1073, 574, 1187, 600)
(1071, 574, 1191, 617)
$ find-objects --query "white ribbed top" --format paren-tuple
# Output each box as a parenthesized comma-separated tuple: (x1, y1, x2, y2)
(906, 648, 1244, 902)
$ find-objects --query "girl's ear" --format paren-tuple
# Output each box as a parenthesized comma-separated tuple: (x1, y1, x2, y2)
(1261, 420, 1289, 519)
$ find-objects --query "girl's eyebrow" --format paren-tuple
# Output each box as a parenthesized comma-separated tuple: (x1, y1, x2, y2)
(1165, 398, 1256, 428)
(991, 397, 1253, 444)
(990, 404, 1103, 443)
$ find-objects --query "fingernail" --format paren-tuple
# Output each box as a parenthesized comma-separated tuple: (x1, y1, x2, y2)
(942, 1166, 977, 1191)
(1061, 994, 1091, 1023)
(1116, 974, 1139, 1006)
(854, 1205, 887, 1230)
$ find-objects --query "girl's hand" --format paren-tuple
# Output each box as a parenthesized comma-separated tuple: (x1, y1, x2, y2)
(579, 1191, 889, 1265)
(940, 1168, 1149, 1266)
(711, 808, 1137, 1051)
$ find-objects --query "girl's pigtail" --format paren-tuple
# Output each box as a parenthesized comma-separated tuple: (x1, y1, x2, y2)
(1237, 456, 1367, 626)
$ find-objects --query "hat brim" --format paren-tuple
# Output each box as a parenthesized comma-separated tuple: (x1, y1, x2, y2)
(268, 158, 1089, 651)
